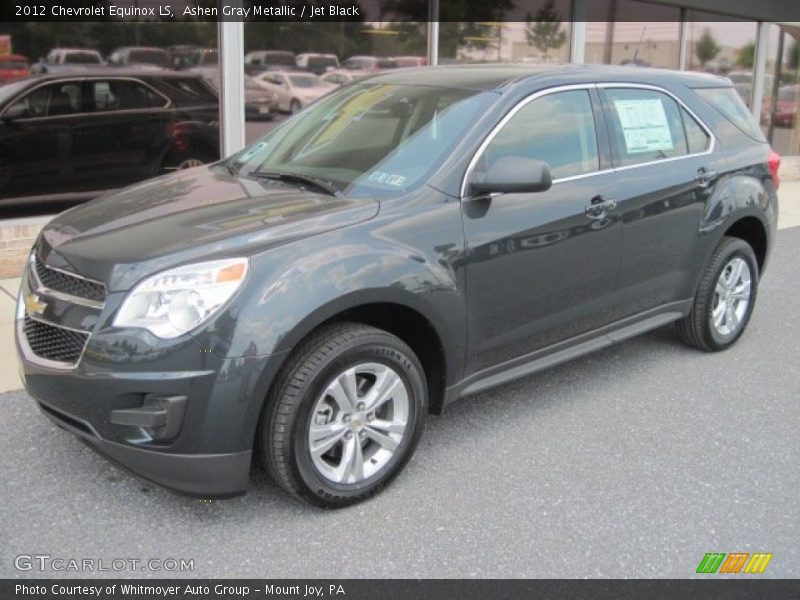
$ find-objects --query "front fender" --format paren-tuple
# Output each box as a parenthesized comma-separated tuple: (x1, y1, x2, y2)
(214, 232, 461, 360)
(193, 196, 467, 365)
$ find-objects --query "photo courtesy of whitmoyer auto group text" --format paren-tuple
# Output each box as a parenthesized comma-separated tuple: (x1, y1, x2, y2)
(0, 0, 799, 597)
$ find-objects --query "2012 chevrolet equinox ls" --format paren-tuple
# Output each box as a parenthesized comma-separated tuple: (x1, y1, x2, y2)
(16, 65, 779, 507)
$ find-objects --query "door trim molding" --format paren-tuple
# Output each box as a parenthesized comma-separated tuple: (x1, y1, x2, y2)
(444, 299, 692, 406)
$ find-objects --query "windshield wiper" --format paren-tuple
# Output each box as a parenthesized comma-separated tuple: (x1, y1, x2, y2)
(250, 171, 342, 196)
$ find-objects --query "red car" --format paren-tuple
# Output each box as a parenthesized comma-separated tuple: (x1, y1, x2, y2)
(773, 85, 798, 127)
(0, 54, 30, 83)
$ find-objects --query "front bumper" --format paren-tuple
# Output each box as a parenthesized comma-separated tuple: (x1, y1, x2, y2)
(37, 398, 251, 497)
(15, 264, 275, 498)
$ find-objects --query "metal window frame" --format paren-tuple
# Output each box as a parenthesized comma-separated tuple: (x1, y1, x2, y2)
(751, 21, 770, 120)
(570, 0, 586, 63)
(218, 14, 246, 157)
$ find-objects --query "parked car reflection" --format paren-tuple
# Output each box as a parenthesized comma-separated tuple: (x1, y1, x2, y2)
(252, 71, 334, 113)
(0, 71, 220, 206)
(0, 54, 30, 83)
(320, 69, 372, 87)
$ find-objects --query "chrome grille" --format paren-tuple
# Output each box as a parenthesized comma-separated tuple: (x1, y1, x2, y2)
(22, 316, 89, 364)
(33, 256, 106, 303)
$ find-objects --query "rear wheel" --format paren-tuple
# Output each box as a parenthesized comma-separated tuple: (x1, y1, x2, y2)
(289, 99, 301, 114)
(677, 236, 758, 351)
(261, 323, 427, 507)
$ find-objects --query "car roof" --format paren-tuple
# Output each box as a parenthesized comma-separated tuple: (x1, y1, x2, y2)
(51, 48, 100, 54)
(17, 70, 207, 83)
(115, 47, 168, 52)
(367, 63, 731, 91)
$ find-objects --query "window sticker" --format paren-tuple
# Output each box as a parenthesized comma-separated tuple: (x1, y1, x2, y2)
(368, 171, 407, 187)
(237, 140, 269, 162)
(613, 98, 674, 154)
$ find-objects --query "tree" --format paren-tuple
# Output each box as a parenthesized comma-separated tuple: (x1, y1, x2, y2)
(525, 0, 566, 60)
(737, 41, 755, 68)
(696, 27, 721, 68)
(387, 0, 516, 60)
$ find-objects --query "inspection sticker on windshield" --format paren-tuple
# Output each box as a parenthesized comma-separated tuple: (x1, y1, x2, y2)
(237, 140, 269, 162)
(368, 171, 407, 187)
(613, 98, 674, 154)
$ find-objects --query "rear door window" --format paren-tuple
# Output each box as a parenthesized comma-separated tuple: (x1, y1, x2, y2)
(90, 80, 167, 111)
(602, 87, 688, 166)
(482, 89, 600, 180)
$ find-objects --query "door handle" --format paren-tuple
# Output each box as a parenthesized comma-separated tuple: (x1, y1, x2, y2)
(585, 196, 617, 220)
(695, 167, 718, 187)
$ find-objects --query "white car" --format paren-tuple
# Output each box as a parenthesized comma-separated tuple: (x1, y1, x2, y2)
(320, 69, 372, 87)
(253, 71, 334, 113)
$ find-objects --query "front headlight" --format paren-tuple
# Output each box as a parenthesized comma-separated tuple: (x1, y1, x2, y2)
(113, 258, 248, 339)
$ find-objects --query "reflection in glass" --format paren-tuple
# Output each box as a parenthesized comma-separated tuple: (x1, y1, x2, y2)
(762, 25, 800, 156)
(585, 1, 681, 68)
(685, 15, 758, 106)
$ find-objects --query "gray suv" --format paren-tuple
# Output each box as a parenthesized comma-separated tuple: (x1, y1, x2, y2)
(16, 65, 779, 507)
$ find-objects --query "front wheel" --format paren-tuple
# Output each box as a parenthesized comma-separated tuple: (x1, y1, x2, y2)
(676, 236, 759, 351)
(261, 323, 427, 507)
(289, 99, 301, 114)
(161, 148, 214, 172)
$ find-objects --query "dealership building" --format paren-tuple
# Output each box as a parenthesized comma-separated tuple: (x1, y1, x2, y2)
(1, 0, 799, 275)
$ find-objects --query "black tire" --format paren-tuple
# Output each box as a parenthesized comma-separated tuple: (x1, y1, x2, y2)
(261, 323, 427, 507)
(289, 99, 301, 114)
(161, 148, 215, 172)
(676, 236, 759, 352)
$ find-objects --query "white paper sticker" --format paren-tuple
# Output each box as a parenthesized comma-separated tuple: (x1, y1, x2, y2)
(613, 98, 674, 154)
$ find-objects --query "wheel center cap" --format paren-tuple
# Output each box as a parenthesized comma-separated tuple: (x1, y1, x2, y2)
(349, 413, 366, 431)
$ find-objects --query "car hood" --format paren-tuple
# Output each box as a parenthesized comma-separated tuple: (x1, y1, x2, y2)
(37, 165, 379, 291)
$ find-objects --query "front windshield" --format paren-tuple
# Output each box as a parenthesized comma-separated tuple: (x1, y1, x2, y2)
(244, 76, 262, 90)
(233, 83, 493, 199)
(129, 50, 168, 66)
(265, 52, 295, 66)
(67, 52, 100, 64)
(289, 75, 321, 88)
(0, 79, 30, 104)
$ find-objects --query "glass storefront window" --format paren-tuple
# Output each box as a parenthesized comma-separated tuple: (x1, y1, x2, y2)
(436, 1, 572, 65)
(243, 21, 428, 143)
(762, 25, 800, 156)
(685, 15, 758, 107)
(0, 22, 221, 217)
(585, 1, 681, 69)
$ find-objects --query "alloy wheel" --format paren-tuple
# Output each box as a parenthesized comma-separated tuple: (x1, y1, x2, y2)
(710, 256, 752, 337)
(177, 158, 205, 169)
(308, 362, 409, 484)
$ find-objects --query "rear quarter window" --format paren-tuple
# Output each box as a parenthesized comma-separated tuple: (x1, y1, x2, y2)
(694, 87, 764, 142)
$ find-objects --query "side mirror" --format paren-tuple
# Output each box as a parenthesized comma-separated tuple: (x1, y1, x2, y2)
(469, 156, 552, 196)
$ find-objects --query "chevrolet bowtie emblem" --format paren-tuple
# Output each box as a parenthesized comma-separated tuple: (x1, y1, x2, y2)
(24, 293, 47, 316)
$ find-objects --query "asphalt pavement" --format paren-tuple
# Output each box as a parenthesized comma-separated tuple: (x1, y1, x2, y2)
(1, 228, 798, 579)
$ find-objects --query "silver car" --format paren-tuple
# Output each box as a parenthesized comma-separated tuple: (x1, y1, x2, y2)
(253, 71, 335, 113)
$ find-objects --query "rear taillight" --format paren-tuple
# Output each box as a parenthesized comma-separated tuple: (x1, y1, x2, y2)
(168, 122, 190, 152)
(768, 150, 781, 190)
